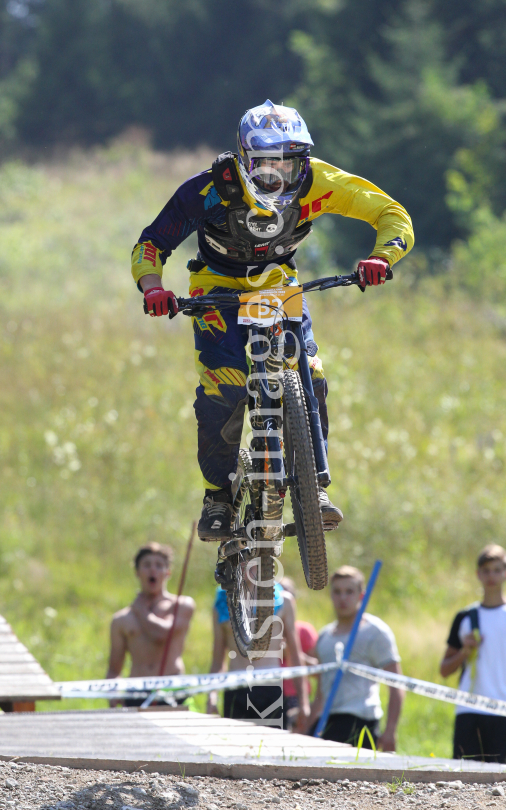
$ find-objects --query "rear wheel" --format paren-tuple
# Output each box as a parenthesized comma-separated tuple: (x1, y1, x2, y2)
(283, 369, 328, 590)
(227, 450, 275, 656)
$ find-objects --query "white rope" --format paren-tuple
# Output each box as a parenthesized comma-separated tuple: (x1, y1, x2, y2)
(341, 659, 506, 717)
(56, 660, 338, 700)
(58, 652, 506, 717)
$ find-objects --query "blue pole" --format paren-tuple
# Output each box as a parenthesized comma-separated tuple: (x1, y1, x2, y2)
(313, 559, 383, 737)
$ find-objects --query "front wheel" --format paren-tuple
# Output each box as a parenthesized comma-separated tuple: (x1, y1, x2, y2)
(283, 369, 328, 590)
(227, 450, 276, 657)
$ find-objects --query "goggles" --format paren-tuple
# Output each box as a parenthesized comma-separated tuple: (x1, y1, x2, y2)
(250, 157, 307, 193)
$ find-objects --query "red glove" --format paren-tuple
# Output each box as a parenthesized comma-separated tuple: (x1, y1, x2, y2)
(143, 287, 178, 318)
(357, 257, 390, 290)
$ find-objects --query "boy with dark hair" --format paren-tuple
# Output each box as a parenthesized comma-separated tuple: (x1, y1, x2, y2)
(440, 544, 506, 762)
(134, 542, 174, 571)
(308, 566, 403, 750)
(106, 542, 195, 702)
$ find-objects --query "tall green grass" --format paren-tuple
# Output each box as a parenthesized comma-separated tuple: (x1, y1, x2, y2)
(1, 137, 504, 758)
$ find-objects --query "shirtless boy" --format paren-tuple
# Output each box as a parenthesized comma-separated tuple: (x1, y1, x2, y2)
(106, 542, 195, 703)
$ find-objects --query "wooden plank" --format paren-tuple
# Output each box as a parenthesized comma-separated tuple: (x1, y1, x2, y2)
(6, 752, 504, 783)
(0, 670, 52, 679)
(0, 648, 31, 657)
(0, 689, 54, 698)
(0, 710, 506, 782)
(0, 614, 57, 704)
(0, 661, 48, 672)
(0, 696, 60, 702)
(0, 681, 56, 690)
(0, 695, 58, 700)
(0, 663, 46, 675)
(0, 651, 33, 660)
(0, 680, 56, 700)
(0, 687, 55, 697)
(0, 670, 52, 689)
(0, 656, 39, 666)
(0, 667, 60, 698)
(139, 705, 188, 712)
(0, 643, 34, 654)
(0, 636, 22, 644)
(0, 644, 31, 655)
(0, 655, 39, 666)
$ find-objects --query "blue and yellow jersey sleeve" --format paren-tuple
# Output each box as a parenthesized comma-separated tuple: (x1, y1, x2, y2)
(300, 158, 414, 266)
(131, 168, 225, 287)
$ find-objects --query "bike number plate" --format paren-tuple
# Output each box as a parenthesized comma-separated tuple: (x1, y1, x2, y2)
(237, 286, 303, 326)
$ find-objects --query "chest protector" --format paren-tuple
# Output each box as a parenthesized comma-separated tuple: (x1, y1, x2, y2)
(204, 152, 313, 264)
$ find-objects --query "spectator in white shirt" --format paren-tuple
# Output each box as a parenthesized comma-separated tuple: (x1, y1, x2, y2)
(440, 544, 506, 763)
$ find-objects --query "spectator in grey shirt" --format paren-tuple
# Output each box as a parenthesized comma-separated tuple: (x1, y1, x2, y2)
(307, 566, 404, 751)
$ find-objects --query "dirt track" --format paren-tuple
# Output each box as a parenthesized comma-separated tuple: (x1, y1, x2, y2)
(1, 761, 506, 810)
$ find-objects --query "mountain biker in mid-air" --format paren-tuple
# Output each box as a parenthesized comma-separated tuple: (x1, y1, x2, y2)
(132, 100, 414, 543)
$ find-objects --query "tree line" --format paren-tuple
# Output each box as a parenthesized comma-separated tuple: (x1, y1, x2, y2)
(1, 0, 506, 261)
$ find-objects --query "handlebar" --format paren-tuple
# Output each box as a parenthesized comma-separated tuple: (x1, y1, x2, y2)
(175, 271, 373, 317)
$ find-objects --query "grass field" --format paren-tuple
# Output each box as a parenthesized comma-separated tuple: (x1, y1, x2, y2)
(1, 136, 506, 758)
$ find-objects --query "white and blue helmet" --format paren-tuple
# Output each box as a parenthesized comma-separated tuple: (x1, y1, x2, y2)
(237, 99, 313, 212)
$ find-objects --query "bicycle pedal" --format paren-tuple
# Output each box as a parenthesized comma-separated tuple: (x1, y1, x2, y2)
(283, 522, 297, 538)
(214, 561, 234, 589)
(322, 519, 341, 532)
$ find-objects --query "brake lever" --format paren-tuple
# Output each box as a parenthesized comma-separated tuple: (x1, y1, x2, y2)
(177, 296, 222, 318)
(357, 267, 393, 293)
(319, 273, 360, 291)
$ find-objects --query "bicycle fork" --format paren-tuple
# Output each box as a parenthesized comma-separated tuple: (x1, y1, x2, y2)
(288, 322, 331, 488)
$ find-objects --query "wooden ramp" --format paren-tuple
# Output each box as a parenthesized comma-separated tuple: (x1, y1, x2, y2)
(1, 708, 506, 783)
(0, 615, 60, 711)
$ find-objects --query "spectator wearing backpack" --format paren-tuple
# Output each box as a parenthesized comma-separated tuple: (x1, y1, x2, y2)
(440, 544, 506, 763)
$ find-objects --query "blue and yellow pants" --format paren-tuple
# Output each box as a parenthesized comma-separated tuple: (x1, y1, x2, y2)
(190, 264, 329, 491)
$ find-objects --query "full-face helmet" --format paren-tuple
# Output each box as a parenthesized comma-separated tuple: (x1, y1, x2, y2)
(237, 99, 313, 213)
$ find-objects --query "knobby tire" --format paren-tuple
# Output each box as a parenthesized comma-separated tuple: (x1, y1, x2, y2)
(283, 369, 328, 590)
(227, 449, 275, 657)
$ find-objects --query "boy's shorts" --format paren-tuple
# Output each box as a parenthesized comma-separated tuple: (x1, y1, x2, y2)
(454, 713, 506, 763)
(224, 685, 289, 728)
(309, 712, 379, 747)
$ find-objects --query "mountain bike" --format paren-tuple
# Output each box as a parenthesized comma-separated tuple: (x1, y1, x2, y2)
(174, 272, 361, 655)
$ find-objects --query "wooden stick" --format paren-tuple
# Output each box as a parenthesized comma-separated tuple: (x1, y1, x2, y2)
(158, 521, 196, 676)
